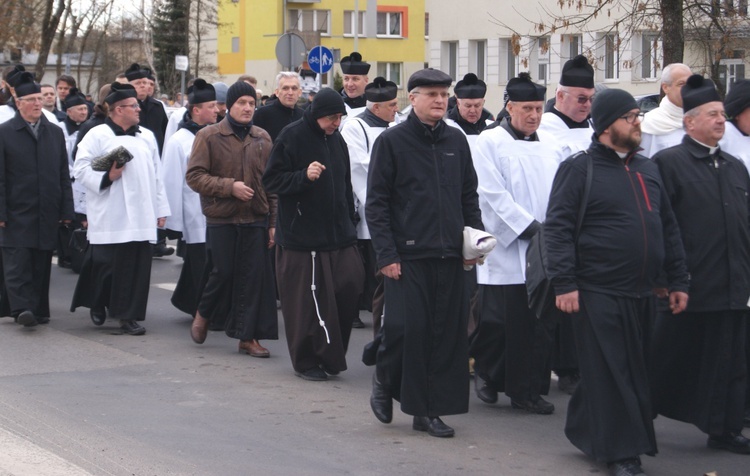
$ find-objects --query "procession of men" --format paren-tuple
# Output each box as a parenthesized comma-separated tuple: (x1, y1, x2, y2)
(2, 50, 750, 476)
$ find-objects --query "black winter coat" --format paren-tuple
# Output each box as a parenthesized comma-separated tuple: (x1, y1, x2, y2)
(262, 111, 358, 251)
(253, 100, 304, 142)
(138, 96, 168, 154)
(545, 138, 688, 297)
(0, 113, 74, 249)
(654, 136, 750, 311)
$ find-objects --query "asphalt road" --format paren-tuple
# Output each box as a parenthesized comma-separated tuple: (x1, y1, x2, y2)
(0, 252, 746, 475)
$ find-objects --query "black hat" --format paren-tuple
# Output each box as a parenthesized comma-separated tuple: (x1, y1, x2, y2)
(560, 55, 595, 89)
(681, 74, 722, 113)
(454, 73, 487, 99)
(725, 80, 750, 118)
(105, 82, 137, 105)
(226, 80, 256, 111)
(5, 64, 26, 87)
(407, 68, 452, 92)
(364, 77, 398, 102)
(188, 79, 216, 105)
(143, 67, 155, 81)
(506, 73, 546, 102)
(63, 87, 87, 108)
(340, 52, 370, 75)
(14, 72, 41, 98)
(125, 63, 147, 81)
(310, 88, 346, 119)
(591, 89, 638, 136)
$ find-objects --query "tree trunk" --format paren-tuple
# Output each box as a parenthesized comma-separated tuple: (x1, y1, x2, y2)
(660, 0, 684, 65)
(36, 0, 66, 81)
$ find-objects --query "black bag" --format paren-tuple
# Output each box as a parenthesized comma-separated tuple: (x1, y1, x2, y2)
(525, 154, 593, 318)
(69, 228, 88, 274)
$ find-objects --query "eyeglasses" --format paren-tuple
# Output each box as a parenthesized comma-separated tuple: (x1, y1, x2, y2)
(324, 113, 344, 122)
(118, 103, 140, 110)
(563, 91, 595, 104)
(18, 97, 44, 103)
(619, 112, 644, 124)
(413, 91, 450, 99)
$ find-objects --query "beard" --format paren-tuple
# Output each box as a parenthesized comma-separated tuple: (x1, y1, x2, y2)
(610, 125, 641, 151)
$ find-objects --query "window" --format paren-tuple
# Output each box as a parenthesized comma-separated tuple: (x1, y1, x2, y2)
(344, 11, 365, 36)
(537, 37, 550, 82)
(640, 33, 660, 79)
(377, 62, 402, 88)
(498, 38, 518, 84)
(603, 34, 619, 80)
(563, 35, 582, 61)
(469, 40, 487, 81)
(442, 41, 458, 80)
(377, 11, 402, 37)
(231, 37, 240, 53)
(288, 9, 330, 35)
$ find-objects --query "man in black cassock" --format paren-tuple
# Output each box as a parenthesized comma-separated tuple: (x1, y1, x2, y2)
(545, 89, 689, 476)
(651, 75, 750, 455)
(0, 72, 74, 326)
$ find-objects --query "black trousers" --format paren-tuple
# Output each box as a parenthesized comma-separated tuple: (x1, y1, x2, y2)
(171, 242, 206, 317)
(1, 247, 52, 317)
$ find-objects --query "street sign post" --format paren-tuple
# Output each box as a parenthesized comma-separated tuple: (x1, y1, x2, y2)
(275, 33, 307, 71)
(175, 55, 189, 104)
(307, 46, 334, 91)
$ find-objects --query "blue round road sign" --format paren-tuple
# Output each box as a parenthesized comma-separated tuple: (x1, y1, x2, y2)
(307, 46, 334, 74)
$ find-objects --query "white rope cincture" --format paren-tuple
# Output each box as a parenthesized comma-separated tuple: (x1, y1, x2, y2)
(310, 251, 331, 344)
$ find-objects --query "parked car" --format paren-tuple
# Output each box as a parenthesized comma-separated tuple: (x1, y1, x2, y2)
(635, 94, 660, 113)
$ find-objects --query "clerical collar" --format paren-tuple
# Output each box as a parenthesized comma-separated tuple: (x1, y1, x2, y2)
(227, 114, 252, 140)
(343, 91, 366, 109)
(690, 136, 720, 155)
(499, 117, 538, 141)
(64, 116, 82, 135)
(105, 117, 140, 136)
(178, 110, 209, 136)
(550, 107, 591, 129)
(360, 108, 390, 128)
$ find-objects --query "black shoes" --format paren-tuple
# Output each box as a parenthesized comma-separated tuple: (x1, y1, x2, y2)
(152, 243, 174, 257)
(90, 308, 106, 326)
(474, 375, 498, 404)
(412, 416, 455, 438)
(295, 367, 328, 381)
(370, 373, 393, 423)
(511, 396, 555, 415)
(557, 373, 580, 395)
(320, 365, 340, 376)
(607, 458, 646, 476)
(36, 316, 50, 325)
(352, 316, 365, 329)
(120, 320, 146, 336)
(17, 310, 37, 327)
(707, 432, 750, 454)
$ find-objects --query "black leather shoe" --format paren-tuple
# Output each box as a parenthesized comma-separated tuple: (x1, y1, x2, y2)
(152, 243, 174, 257)
(474, 375, 498, 404)
(90, 308, 106, 326)
(352, 316, 365, 329)
(120, 320, 146, 336)
(607, 458, 646, 476)
(320, 365, 340, 376)
(412, 416, 455, 438)
(370, 373, 392, 423)
(36, 316, 50, 325)
(295, 367, 328, 381)
(707, 432, 750, 454)
(511, 396, 555, 415)
(17, 310, 37, 327)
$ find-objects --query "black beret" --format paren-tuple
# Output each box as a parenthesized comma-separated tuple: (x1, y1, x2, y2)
(365, 77, 397, 102)
(14, 72, 41, 98)
(340, 52, 371, 75)
(6, 64, 26, 87)
(105, 82, 137, 105)
(64, 87, 88, 108)
(725, 79, 750, 118)
(407, 68, 452, 92)
(506, 73, 546, 102)
(560, 55, 595, 89)
(310, 88, 346, 119)
(681, 74, 721, 113)
(188, 79, 216, 105)
(591, 89, 638, 136)
(454, 73, 487, 99)
(124, 63, 147, 81)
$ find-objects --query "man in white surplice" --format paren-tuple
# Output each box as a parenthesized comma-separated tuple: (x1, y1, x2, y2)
(469, 73, 564, 414)
(720, 79, 750, 171)
(639, 63, 692, 158)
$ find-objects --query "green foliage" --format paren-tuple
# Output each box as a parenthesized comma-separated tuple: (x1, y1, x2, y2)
(333, 71, 343, 93)
(152, 0, 190, 96)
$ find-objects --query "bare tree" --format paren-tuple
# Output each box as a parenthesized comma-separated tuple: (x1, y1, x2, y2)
(36, 0, 66, 80)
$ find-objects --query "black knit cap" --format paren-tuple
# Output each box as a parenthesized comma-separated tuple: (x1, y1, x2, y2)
(124, 63, 147, 81)
(340, 52, 370, 75)
(506, 73, 546, 102)
(310, 88, 346, 119)
(407, 68, 452, 92)
(560, 55, 595, 89)
(591, 88, 638, 135)
(105, 82, 137, 105)
(364, 77, 397, 102)
(725, 80, 750, 118)
(188, 79, 216, 105)
(14, 72, 41, 98)
(63, 87, 87, 108)
(5, 64, 26, 87)
(454, 73, 487, 99)
(226, 80, 256, 110)
(681, 74, 722, 113)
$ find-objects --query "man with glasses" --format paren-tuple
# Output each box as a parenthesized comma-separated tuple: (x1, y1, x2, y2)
(0, 72, 74, 327)
(263, 88, 364, 381)
(366, 68, 483, 438)
(72, 82, 170, 336)
(545, 89, 689, 475)
(651, 75, 750, 455)
(640, 63, 692, 158)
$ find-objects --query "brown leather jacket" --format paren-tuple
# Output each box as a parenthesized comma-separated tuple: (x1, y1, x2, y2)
(186, 117, 276, 226)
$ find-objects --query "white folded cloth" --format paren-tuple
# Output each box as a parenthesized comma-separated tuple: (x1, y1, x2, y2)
(462, 226, 497, 270)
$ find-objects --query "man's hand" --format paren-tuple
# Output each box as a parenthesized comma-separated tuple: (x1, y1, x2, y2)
(381, 263, 401, 280)
(307, 161, 326, 181)
(109, 160, 124, 181)
(669, 291, 689, 314)
(268, 227, 275, 249)
(463, 258, 478, 266)
(232, 181, 254, 201)
(556, 290, 580, 314)
(0, 221, 5, 228)
(157, 217, 166, 228)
